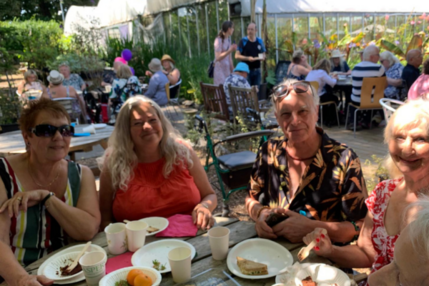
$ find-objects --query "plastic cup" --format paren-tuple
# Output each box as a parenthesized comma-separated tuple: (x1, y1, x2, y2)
(126, 221, 148, 252)
(168, 247, 192, 283)
(83, 125, 96, 134)
(208, 227, 230, 260)
(104, 223, 127, 255)
(79, 251, 107, 286)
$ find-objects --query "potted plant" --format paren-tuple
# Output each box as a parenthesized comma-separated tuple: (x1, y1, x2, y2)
(0, 92, 21, 133)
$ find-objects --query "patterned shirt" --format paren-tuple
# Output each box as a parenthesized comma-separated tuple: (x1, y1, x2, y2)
(62, 74, 85, 92)
(223, 73, 251, 105)
(384, 63, 404, 99)
(249, 128, 368, 223)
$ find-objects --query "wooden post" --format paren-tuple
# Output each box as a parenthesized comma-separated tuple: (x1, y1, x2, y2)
(251, 0, 256, 23)
(261, 0, 267, 84)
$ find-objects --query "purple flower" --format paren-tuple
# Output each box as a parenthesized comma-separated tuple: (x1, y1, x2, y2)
(90, 0, 95, 4)
(59, 24, 63, 29)
(313, 39, 321, 49)
(394, 40, 400, 45)
(349, 43, 357, 48)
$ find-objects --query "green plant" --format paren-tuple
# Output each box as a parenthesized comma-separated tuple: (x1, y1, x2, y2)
(364, 154, 389, 193)
(0, 92, 21, 124)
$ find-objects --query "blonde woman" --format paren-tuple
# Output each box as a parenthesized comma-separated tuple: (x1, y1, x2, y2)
(286, 49, 312, 80)
(303, 99, 429, 285)
(17, 69, 46, 96)
(99, 96, 217, 230)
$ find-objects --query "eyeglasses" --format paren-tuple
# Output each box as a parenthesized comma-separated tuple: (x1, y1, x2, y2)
(31, 124, 74, 137)
(273, 81, 312, 99)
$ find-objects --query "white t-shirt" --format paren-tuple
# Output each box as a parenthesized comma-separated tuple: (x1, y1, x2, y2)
(305, 70, 337, 96)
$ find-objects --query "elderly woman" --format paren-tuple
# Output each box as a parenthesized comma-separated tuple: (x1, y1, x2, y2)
(286, 49, 312, 80)
(330, 49, 351, 75)
(0, 98, 100, 285)
(99, 96, 217, 230)
(368, 198, 429, 285)
(17, 69, 46, 96)
(144, 59, 169, 106)
(380, 51, 404, 100)
(303, 99, 429, 284)
(59, 63, 86, 92)
(161, 54, 181, 98)
(42, 70, 88, 122)
(246, 79, 368, 243)
(408, 58, 429, 100)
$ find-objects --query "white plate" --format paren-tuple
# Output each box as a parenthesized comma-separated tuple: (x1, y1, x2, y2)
(226, 238, 293, 280)
(276, 263, 311, 285)
(99, 266, 162, 286)
(139, 217, 169, 236)
(37, 244, 106, 285)
(93, 123, 107, 129)
(43, 251, 84, 280)
(131, 239, 196, 274)
(289, 263, 350, 286)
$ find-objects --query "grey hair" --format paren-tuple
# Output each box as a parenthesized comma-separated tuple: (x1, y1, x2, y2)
(271, 78, 320, 109)
(380, 51, 400, 67)
(362, 45, 379, 61)
(98, 95, 193, 191)
(384, 99, 429, 179)
(58, 62, 70, 69)
(404, 196, 429, 263)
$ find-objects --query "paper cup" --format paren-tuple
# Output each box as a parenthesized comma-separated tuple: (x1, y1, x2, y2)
(208, 227, 230, 260)
(79, 251, 107, 286)
(126, 221, 148, 252)
(168, 247, 192, 283)
(258, 53, 264, 59)
(104, 223, 127, 255)
(105, 85, 112, 93)
(82, 125, 96, 134)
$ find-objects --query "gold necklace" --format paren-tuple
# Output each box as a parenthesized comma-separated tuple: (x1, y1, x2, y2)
(27, 160, 60, 189)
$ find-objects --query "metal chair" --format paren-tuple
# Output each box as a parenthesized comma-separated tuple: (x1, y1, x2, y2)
(228, 85, 260, 121)
(195, 115, 275, 216)
(53, 98, 81, 122)
(379, 98, 404, 123)
(200, 82, 230, 122)
(345, 77, 387, 137)
(308, 81, 340, 128)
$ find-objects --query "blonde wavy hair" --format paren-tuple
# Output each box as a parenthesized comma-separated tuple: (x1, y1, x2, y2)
(99, 96, 193, 191)
(384, 99, 429, 179)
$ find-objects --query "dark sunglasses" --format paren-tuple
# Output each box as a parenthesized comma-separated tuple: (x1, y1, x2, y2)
(273, 81, 312, 99)
(31, 124, 74, 137)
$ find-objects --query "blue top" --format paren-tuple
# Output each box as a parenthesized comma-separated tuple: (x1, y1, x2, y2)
(145, 71, 169, 106)
(385, 63, 404, 99)
(237, 37, 266, 53)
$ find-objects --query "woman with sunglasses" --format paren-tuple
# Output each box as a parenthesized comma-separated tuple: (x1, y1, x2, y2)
(246, 79, 368, 243)
(0, 99, 100, 286)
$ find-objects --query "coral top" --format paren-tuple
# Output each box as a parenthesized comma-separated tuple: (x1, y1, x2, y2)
(112, 158, 201, 222)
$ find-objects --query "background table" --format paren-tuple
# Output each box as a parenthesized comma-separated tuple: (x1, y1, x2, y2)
(0, 124, 114, 161)
(15, 218, 333, 286)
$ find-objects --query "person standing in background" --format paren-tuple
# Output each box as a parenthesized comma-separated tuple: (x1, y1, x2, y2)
(235, 22, 266, 87)
(213, 21, 237, 86)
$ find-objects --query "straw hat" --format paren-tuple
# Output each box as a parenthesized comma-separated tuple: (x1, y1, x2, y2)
(148, 58, 162, 72)
(47, 70, 64, 85)
(161, 54, 175, 65)
(330, 50, 344, 58)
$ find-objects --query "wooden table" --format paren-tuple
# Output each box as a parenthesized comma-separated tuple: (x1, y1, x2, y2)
(15, 218, 334, 286)
(0, 124, 114, 161)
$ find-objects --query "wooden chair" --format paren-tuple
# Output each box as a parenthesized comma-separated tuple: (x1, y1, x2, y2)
(379, 98, 404, 123)
(53, 98, 81, 122)
(345, 77, 387, 137)
(200, 82, 230, 121)
(308, 81, 340, 128)
(228, 85, 260, 121)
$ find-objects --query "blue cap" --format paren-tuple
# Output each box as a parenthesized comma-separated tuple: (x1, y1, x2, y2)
(233, 62, 250, 73)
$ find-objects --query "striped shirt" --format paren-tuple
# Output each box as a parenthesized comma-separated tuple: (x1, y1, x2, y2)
(0, 158, 81, 266)
(351, 61, 385, 102)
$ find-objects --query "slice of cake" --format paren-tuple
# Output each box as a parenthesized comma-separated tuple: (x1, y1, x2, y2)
(301, 276, 317, 286)
(236, 257, 268, 275)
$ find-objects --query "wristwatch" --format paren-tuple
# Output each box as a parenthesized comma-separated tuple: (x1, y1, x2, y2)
(199, 202, 209, 209)
(41, 192, 55, 206)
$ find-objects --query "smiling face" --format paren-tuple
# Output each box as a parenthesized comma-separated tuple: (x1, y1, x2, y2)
(129, 102, 164, 151)
(24, 111, 71, 162)
(27, 74, 37, 83)
(275, 89, 318, 143)
(59, 65, 70, 78)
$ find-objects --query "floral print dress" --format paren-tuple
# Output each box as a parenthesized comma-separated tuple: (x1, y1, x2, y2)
(384, 63, 404, 99)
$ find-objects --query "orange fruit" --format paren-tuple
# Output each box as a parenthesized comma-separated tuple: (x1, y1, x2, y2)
(134, 273, 153, 286)
(127, 269, 144, 286)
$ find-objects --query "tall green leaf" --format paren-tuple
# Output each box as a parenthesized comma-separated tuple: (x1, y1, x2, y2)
(407, 35, 423, 53)
(380, 40, 405, 58)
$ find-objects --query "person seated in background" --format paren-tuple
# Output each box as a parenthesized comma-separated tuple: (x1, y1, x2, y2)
(17, 69, 46, 96)
(102, 58, 124, 87)
(303, 99, 429, 283)
(42, 70, 88, 122)
(98, 96, 217, 230)
(286, 49, 312, 80)
(0, 99, 100, 285)
(59, 63, 86, 92)
(305, 59, 338, 126)
(330, 50, 351, 75)
(109, 64, 134, 112)
(408, 58, 429, 100)
(379, 51, 404, 100)
(246, 79, 368, 243)
(161, 55, 181, 98)
(144, 59, 169, 106)
(223, 62, 251, 105)
(368, 197, 429, 286)
(402, 49, 423, 92)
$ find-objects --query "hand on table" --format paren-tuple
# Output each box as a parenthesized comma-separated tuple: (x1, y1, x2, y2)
(303, 227, 333, 258)
(0, 190, 49, 218)
(192, 204, 214, 230)
(272, 209, 315, 243)
(17, 274, 53, 286)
